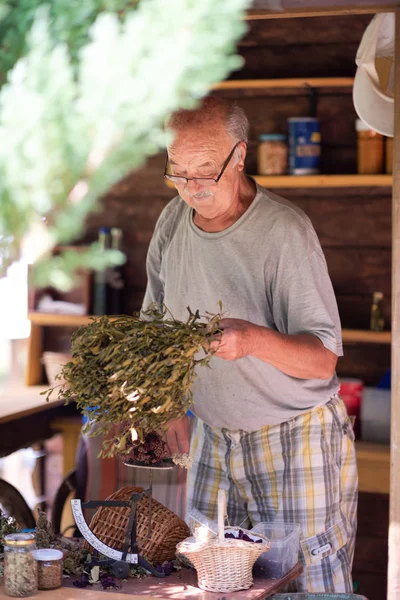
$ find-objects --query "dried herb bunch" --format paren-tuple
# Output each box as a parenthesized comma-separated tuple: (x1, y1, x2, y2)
(46, 303, 222, 458)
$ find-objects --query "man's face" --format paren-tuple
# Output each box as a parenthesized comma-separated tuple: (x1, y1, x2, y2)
(167, 127, 244, 221)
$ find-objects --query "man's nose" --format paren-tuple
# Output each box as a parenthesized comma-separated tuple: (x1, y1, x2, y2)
(185, 178, 202, 193)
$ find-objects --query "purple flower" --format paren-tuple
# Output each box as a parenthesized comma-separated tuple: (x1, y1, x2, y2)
(73, 573, 91, 588)
(100, 574, 120, 590)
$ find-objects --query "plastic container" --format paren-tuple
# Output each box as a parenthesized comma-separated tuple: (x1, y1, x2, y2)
(356, 119, 384, 174)
(339, 378, 364, 439)
(188, 508, 218, 542)
(251, 522, 300, 579)
(3, 533, 38, 597)
(31, 548, 63, 590)
(257, 134, 288, 175)
(270, 594, 369, 599)
(288, 118, 321, 175)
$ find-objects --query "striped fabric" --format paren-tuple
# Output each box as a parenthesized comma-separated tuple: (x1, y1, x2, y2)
(186, 395, 358, 593)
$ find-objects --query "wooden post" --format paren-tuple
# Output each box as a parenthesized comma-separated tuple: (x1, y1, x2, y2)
(388, 7, 400, 600)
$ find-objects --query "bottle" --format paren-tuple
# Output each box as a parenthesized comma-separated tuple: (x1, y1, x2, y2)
(93, 227, 110, 315)
(257, 134, 288, 175)
(108, 227, 125, 315)
(4, 533, 38, 597)
(356, 119, 384, 174)
(370, 291, 385, 332)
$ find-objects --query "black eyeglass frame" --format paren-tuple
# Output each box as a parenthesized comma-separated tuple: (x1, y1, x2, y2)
(164, 141, 242, 186)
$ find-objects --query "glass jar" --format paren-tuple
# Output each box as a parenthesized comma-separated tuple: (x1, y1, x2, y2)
(257, 134, 288, 175)
(31, 548, 63, 590)
(4, 533, 38, 597)
(356, 119, 384, 174)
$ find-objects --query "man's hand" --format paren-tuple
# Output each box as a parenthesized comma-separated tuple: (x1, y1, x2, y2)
(210, 318, 259, 361)
(165, 415, 190, 455)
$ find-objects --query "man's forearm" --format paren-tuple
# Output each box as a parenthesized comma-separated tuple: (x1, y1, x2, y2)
(249, 325, 338, 380)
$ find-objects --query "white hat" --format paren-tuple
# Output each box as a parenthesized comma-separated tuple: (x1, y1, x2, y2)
(353, 12, 395, 137)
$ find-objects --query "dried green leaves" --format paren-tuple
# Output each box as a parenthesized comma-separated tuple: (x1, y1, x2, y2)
(46, 303, 222, 458)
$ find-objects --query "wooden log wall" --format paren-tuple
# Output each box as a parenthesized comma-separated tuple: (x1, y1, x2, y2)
(83, 15, 391, 600)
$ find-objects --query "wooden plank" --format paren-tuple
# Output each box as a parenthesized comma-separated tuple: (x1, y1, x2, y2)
(337, 294, 392, 331)
(234, 44, 361, 80)
(239, 14, 372, 47)
(61, 564, 303, 599)
(388, 7, 400, 600)
(215, 77, 354, 89)
(357, 492, 389, 539)
(324, 247, 391, 296)
(356, 441, 390, 494)
(342, 330, 391, 344)
(266, 174, 392, 187)
(28, 312, 92, 326)
(337, 345, 391, 386)
(289, 193, 392, 249)
(246, 4, 395, 20)
(253, 174, 392, 187)
(25, 323, 44, 386)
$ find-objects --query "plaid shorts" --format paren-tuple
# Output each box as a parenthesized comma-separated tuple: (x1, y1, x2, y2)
(186, 395, 358, 593)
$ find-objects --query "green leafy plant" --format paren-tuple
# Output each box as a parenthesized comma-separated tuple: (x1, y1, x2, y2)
(46, 304, 222, 458)
(0, 0, 249, 287)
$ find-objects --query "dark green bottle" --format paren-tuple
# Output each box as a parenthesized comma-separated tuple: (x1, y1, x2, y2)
(93, 227, 110, 315)
(108, 227, 124, 315)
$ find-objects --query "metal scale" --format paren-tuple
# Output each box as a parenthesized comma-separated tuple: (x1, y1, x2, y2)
(71, 463, 173, 579)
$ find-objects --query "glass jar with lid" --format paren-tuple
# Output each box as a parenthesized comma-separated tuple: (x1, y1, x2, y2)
(257, 134, 288, 175)
(3, 533, 38, 597)
(31, 548, 64, 590)
(356, 119, 384, 174)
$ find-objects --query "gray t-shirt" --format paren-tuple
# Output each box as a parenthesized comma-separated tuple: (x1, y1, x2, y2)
(143, 183, 343, 431)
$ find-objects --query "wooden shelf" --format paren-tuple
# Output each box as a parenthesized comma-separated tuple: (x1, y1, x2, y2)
(253, 174, 393, 188)
(342, 329, 391, 344)
(165, 174, 392, 190)
(215, 77, 354, 90)
(28, 312, 93, 327)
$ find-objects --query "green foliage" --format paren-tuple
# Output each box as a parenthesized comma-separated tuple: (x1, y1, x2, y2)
(0, 0, 249, 287)
(45, 303, 222, 458)
(0, 509, 19, 553)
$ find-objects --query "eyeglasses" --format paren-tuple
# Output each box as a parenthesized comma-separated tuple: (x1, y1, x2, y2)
(164, 141, 241, 187)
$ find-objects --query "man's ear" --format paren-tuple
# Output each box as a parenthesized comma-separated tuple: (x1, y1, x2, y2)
(234, 141, 247, 171)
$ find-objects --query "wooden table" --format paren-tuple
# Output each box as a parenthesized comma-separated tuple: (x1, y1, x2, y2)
(0, 564, 302, 599)
(0, 384, 79, 458)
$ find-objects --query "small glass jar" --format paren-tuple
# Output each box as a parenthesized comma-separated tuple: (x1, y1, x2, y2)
(257, 134, 288, 175)
(31, 548, 64, 590)
(4, 533, 38, 597)
(356, 119, 384, 174)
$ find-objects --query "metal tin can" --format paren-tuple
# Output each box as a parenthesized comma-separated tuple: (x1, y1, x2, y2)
(288, 117, 321, 175)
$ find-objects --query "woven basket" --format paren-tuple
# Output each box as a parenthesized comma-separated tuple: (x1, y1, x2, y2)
(42, 351, 72, 387)
(176, 490, 270, 593)
(85, 486, 190, 563)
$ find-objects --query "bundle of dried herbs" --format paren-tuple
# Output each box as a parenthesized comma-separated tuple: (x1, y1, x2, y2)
(46, 303, 222, 459)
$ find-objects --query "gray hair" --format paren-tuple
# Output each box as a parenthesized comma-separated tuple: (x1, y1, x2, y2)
(226, 104, 249, 144)
(167, 97, 249, 145)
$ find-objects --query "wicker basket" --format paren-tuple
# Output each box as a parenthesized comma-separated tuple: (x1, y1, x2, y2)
(176, 490, 270, 593)
(85, 486, 190, 564)
(42, 351, 72, 387)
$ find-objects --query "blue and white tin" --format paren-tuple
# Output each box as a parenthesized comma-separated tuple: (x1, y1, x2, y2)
(288, 117, 321, 175)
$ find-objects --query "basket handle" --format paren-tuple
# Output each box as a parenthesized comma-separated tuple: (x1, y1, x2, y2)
(217, 489, 226, 543)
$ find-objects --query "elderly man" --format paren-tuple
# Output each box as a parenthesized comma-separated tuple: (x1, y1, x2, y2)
(142, 97, 357, 593)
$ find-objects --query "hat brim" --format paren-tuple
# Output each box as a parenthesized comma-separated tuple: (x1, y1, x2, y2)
(353, 66, 394, 137)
